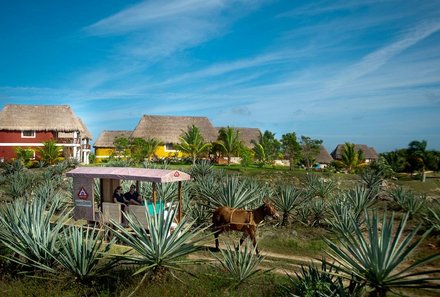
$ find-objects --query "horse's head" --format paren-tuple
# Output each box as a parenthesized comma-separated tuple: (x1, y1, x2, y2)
(262, 201, 280, 220)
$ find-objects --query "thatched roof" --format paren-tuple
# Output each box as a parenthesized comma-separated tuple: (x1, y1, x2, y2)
(315, 145, 334, 164)
(93, 130, 132, 148)
(131, 115, 218, 143)
(0, 104, 90, 136)
(216, 127, 261, 148)
(77, 117, 92, 140)
(331, 144, 379, 160)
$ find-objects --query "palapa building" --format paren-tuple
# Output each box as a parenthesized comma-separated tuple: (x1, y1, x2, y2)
(93, 115, 262, 162)
(94, 115, 220, 161)
(314, 145, 334, 169)
(331, 144, 379, 164)
(216, 127, 261, 149)
(93, 130, 133, 162)
(0, 104, 92, 164)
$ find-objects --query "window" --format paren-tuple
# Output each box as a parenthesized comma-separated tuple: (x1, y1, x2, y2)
(165, 143, 176, 152)
(21, 130, 36, 138)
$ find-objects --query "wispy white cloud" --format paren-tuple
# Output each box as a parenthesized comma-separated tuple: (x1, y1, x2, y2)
(326, 20, 440, 91)
(278, 0, 389, 18)
(85, 0, 231, 36)
(84, 0, 263, 58)
(77, 0, 266, 89)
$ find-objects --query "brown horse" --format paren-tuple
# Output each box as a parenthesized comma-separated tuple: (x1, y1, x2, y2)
(212, 201, 279, 255)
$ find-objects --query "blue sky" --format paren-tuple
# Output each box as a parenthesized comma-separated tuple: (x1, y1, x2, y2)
(1, 0, 439, 153)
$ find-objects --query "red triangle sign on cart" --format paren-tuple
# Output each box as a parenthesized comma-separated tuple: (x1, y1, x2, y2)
(77, 187, 89, 200)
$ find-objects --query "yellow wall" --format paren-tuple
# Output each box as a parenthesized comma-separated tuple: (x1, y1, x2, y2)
(95, 147, 114, 162)
(94, 145, 186, 162)
(155, 145, 184, 158)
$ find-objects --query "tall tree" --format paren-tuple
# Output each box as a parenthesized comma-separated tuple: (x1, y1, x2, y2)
(217, 127, 243, 165)
(300, 136, 322, 169)
(175, 125, 211, 165)
(113, 136, 130, 159)
(381, 150, 406, 173)
(252, 130, 280, 165)
(407, 140, 428, 181)
(281, 132, 301, 170)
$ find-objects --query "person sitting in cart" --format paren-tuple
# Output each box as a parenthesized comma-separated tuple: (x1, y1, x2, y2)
(124, 184, 143, 205)
(113, 186, 129, 210)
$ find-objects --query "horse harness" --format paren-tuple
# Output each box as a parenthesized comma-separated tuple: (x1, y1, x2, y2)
(227, 208, 256, 227)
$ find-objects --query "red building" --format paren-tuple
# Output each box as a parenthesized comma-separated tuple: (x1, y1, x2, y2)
(0, 104, 92, 164)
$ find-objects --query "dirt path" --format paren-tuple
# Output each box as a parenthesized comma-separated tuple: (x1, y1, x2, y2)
(194, 241, 320, 275)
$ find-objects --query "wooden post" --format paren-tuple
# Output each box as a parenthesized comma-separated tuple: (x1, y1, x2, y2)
(152, 182, 157, 205)
(178, 181, 182, 222)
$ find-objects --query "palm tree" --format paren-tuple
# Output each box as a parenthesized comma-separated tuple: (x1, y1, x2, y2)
(336, 142, 365, 173)
(324, 210, 440, 297)
(143, 138, 162, 160)
(217, 126, 242, 165)
(252, 143, 267, 167)
(38, 140, 63, 165)
(175, 125, 211, 165)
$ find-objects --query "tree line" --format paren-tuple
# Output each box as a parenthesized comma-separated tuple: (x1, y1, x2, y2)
(109, 126, 440, 174)
(109, 125, 324, 169)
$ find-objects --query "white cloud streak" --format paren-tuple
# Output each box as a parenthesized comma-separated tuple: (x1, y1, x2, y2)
(326, 20, 440, 91)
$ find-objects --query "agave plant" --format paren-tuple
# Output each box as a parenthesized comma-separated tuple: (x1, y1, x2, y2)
(296, 198, 328, 227)
(140, 181, 179, 202)
(303, 174, 336, 200)
(1, 159, 25, 175)
(327, 202, 363, 236)
(360, 167, 383, 190)
(187, 203, 212, 227)
(285, 260, 364, 297)
(388, 187, 426, 218)
(7, 170, 35, 199)
(51, 225, 116, 283)
(423, 201, 440, 232)
(189, 159, 215, 180)
(191, 171, 222, 201)
(324, 210, 440, 297)
(109, 201, 211, 290)
(211, 241, 266, 285)
(272, 185, 305, 226)
(0, 197, 70, 272)
(200, 175, 263, 209)
(343, 185, 375, 216)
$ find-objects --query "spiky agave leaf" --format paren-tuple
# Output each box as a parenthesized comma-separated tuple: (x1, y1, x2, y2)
(211, 241, 266, 285)
(324, 210, 440, 296)
(200, 175, 262, 209)
(109, 201, 211, 276)
(272, 185, 305, 226)
(285, 260, 364, 297)
(50, 225, 116, 282)
(0, 196, 71, 272)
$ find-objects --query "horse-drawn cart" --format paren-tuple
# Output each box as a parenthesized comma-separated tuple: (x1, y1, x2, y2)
(66, 167, 191, 224)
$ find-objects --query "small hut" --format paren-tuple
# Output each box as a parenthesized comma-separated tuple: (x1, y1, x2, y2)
(314, 145, 334, 169)
(131, 115, 218, 159)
